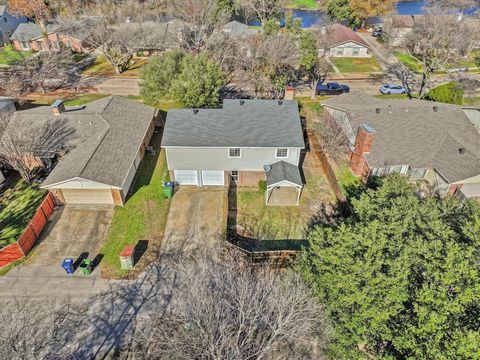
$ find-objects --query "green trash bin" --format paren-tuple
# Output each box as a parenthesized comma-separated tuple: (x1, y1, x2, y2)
(163, 181, 174, 198)
(79, 259, 92, 275)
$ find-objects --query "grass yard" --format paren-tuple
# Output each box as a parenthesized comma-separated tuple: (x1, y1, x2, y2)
(126, 95, 182, 112)
(235, 150, 335, 248)
(330, 57, 382, 73)
(0, 177, 47, 248)
(395, 52, 422, 73)
(23, 93, 109, 107)
(100, 133, 171, 278)
(82, 56, 147, 77)
(0, 45, 34, 65)
(286, 0, 320, 9)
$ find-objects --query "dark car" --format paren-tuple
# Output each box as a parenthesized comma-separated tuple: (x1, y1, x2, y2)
(316, 82, 350, 96)
(372, 28, 383, 37)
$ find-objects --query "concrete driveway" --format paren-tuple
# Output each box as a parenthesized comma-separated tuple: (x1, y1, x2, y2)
(16, 206, 113, 276)
(163, 187, 226, 252)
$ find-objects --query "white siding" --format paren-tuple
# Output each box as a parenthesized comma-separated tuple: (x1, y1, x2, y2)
(122, 162, 137, 195)
(50, 178, 112, 189)
(166, 147, 302, 172)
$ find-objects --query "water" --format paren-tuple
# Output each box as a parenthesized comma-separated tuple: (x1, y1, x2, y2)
(247, 1, 479, 28)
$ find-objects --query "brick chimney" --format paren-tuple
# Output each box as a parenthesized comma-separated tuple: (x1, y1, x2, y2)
(350, 124, 375, 177)
(51, 99, 65, 115)
(284, 86, 295, 100)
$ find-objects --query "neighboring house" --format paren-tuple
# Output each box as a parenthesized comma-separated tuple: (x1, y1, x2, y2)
(7, 96, 158, 206)
(319, 24, 372, 58)
(0, 5, 27, 46)
(162, 100, 305, 205)
(221, 20, 260, 38)
(10, 22, 89, 53)
(322, 93, 480, 199)
(0, 96, 15, 112)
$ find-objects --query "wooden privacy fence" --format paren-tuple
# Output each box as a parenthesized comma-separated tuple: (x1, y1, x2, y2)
(0, 192, 56, 268)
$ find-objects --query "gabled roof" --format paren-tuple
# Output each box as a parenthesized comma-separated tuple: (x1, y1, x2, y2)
(162, 100, 305, 148)
(222, 21, 260, 37)
(7, 96, 157, 188)
(322, 93, 480, 183)
(326, 24, 371, 49)
(10, 23, 45, 41)
(266, 161, 303, 187)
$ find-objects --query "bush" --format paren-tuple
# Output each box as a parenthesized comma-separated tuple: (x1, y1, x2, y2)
(258, 180, 267, 192)
(425, 81, 463, 104)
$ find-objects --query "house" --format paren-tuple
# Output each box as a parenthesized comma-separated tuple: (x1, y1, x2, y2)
(161, 100, 305, 205)
(7, 96, 158, 205)
(319, 24, 372, 58)
(221, 20, 260, 38)
(10, 22, 90, 53)
(322, 93, 480, 199)
(0, 5, 27, 46)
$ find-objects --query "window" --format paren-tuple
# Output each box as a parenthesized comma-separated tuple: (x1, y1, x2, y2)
(230, 170, 239, 181)
(276, 148, 288, 158)
(336, 48, 344, 56)
(20, 41, 30, 50)
(229, 148, 241, 158)
(409, 168, 428, 180)
(352, 47, 360, 56)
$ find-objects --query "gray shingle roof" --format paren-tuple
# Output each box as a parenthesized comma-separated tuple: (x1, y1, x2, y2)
(222, 21, 260, 37)
(8, 96, 156, 188)
(162, 100, 305, 148)
(266, 161, 303, 187)
(9, 23, 52, 41)
(322, 94, 480, 183)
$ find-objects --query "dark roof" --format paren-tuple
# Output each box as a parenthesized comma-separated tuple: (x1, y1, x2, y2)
(266, 161, 303, 187)
(162, 100, 305, 148)
(10, 23, 44, 41)
(322, 93, 480, 183)
(8, 96, 156, 188)
(326, 24, 371, 49)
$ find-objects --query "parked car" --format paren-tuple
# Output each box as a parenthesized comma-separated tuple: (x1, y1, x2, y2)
(316, 82, 350, 96)
(372, 27, 383, 37)
(379, 84, 407, 95)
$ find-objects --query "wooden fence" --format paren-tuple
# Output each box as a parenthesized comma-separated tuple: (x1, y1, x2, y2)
(0, 192, 56, 268)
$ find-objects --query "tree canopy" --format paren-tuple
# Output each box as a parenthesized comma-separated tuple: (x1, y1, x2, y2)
(297, 174, 480, 359)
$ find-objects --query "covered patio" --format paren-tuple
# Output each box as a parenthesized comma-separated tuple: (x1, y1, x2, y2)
(265, 161, 303, 206)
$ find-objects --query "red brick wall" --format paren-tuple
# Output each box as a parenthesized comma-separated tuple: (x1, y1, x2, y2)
(111, 189, 124, 206)
(350, 124, 375, 178)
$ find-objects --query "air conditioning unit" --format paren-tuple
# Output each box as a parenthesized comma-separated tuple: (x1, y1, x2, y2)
(146, 146, 155, 155)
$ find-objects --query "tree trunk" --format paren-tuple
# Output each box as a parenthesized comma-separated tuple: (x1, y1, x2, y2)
(114, 64, 122, 75)
(418, 71, 428, 99)
(311, 79, 319, 99)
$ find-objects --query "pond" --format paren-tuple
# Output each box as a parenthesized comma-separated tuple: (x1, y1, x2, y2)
(247, 1, 479, 28)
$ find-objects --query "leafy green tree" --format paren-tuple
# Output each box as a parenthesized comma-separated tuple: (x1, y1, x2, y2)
(170, 54, 226, 108)
(284, 14, 302, 36)
(140, 50, 185, 104)
(263, 17, 281, 35)
(324, 0, 359, 26)
(426, 81, 464, 105)
(297, 174, 480, 359)
(299, 31, 330, 98)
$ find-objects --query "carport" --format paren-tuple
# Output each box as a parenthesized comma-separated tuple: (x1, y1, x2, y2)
(265, 161, 303, 206)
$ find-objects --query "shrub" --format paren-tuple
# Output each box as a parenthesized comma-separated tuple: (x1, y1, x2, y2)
(425, 81, 463, 104)
(258, 180, 267, 192)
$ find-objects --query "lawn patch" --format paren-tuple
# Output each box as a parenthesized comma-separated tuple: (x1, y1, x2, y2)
(0, 45, 33, 65)
(126, 95, 182, 112)
(82, 56, 147, 77)
(100, 133, 171, 278)
(286, 0, 320, 9)
(330, 57, 381, 73)
(395, 52, 422, 73)
(335, 164, 362, 199)
(0, 178, 47, 248)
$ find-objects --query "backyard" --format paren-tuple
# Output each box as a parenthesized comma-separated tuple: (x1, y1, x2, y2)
(82, 56, 147, 77)
(100, 132, 171, 278)
(0, 176, 46, 248)
(330, 57, 381, 73)
(0, 45, 33, 65)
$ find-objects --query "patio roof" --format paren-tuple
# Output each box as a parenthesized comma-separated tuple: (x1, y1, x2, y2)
(266, 161, 303, 188)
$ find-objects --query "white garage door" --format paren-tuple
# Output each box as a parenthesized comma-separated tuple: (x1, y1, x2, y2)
(174, 170, 198, 185)
(201, 170, 224, 186)
(62, 189, 114, 205)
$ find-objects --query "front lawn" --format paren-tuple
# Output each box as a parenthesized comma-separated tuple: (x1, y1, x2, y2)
(100, 133, 171, 278)
(0, 177, 47, 248)
(23, 93, 109, 107)
(395, 52, 422, 73)
(330, 57, 381, 73)
(0, 45, 34, 65)
(82, 56, 147, 77)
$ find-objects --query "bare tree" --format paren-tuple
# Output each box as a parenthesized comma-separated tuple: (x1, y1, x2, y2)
(87, 21, 170, 74)
(139, 250, 330, 359)
(0, 111, 76, 183)
(385, 63, 420, 99)
(318, 111, 349, 162)
(0, 298, 76, 359)
(235, 0, 286, 26)
(168, 0, 230, 51)
(385, 10, 480, 98)
(0, 71, 31, 104)
(12, 50, 74, 94)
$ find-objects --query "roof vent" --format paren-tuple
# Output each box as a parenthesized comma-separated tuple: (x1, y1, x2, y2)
(263, 165, 272, 173)
(278, 100, 283, 106)
(433, 106, 438, 112)
(458, 147, 466, 154)
(239, 100, 245, 105)
(376, 108, 381, 114)
(193, 109, 199, 114)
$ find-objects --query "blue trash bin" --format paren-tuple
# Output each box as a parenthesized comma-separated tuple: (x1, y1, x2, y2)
(62, 258, 74, 274)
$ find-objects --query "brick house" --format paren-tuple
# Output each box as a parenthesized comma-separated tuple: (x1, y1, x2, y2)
(5, 96, 159, 206)
(322, 94, 480, 199)
(10, 22, 88, 53)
